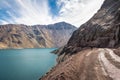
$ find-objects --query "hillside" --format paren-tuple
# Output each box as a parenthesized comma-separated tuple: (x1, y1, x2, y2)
(0, 22, 76, 49)
(41, 0, 120, 80)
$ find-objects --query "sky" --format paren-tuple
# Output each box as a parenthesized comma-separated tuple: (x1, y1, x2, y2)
(0, 0, 105, 27)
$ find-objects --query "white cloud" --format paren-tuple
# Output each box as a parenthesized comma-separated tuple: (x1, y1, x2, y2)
(0, 20, 9, 24)
(9, 0, 54, 25)
(0, 0, 105, 27)
(55, 0, 105, 27)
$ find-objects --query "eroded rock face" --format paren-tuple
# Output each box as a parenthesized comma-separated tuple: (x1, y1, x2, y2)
(0, 22, 76, 49)
(58, 0, 120, 57)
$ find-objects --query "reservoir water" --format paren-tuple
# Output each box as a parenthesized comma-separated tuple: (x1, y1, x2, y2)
(0, 48, 57, 80)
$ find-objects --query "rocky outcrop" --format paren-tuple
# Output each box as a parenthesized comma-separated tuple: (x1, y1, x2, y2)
(0, 22, 76, 49)
(57, 0, 120, 61)
(41, 0, 120, 80)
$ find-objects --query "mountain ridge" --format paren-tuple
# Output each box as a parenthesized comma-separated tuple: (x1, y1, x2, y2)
(56, 0, 120, 61)
(0, 22, 77, 49)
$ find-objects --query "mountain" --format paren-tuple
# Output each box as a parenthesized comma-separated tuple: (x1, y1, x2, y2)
(54, 0, 120, 62)
(41, 0, 120, 80)
(0, 22, 76, 49)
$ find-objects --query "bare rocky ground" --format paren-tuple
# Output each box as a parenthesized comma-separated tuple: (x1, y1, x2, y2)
(41, 48, 120, 80)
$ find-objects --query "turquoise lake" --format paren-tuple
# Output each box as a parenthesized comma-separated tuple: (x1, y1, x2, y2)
(0, 48, 57, 80)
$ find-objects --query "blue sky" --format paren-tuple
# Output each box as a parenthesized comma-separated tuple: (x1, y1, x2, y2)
(0, 0, 104, 27)
(48, 0, 61, 16)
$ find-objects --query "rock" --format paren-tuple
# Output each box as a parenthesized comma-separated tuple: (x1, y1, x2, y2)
(57, 0, 120, 61)
(0, 22, 77, 49)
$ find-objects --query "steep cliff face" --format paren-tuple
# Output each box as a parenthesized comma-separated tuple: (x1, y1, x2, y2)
(41, 0, 120, 80)
(0, 22, 76, 49)
(58, 0, 120, 57)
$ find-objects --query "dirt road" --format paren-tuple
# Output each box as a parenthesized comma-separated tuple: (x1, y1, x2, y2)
(41, 48, 120, 80)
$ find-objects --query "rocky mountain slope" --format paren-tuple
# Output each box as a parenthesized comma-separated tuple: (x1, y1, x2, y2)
(0, 22, 76, 49)
(41, 0, 120, 80)
(57, 0, 120, 62)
